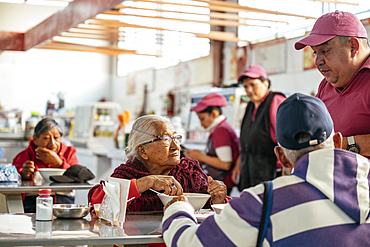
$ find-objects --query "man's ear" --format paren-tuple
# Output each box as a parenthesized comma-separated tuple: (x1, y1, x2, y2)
(349, 37, 360, 57)
(332, 132, 343, 149)
(274, 146, 294, 172)
(137, 145, 148, 160)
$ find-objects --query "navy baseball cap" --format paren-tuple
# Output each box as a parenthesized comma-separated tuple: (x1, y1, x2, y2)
(276, 93, 333, 150)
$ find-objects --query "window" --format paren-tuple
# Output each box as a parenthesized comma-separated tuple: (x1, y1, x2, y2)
(114, 0, 211, 76)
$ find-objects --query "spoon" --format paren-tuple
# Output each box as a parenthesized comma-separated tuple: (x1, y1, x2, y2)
(149, 188, 168, 196)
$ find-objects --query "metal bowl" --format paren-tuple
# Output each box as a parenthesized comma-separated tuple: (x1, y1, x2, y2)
(53, 204, 91, 219)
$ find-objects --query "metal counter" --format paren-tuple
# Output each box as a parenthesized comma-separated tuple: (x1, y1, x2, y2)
(0, 180, 95, 213)
(0, 140, 28, 163)
(0, 211, 164, 247)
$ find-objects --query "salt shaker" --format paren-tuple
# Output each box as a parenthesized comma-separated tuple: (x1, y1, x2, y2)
(36, 189, 53, 221)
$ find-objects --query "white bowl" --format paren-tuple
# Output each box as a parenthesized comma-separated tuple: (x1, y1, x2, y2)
(211, 203, 227, 214)
(38, 168, 65, 182)
(158, 193, 211, 210)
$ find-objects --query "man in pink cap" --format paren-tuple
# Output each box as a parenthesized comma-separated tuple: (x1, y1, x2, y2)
(295, 10, 370, 159)
(184, 93, 240, 195)
(232, 65, 286, 191)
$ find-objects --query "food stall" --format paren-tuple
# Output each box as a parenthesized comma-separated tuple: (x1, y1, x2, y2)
(70, 102, 122, 185)
(0, 110, 28, 163)
(0, 109, 75, 163)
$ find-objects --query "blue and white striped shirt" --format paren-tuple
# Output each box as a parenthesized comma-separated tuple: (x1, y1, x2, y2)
(162, 148, 370, 246)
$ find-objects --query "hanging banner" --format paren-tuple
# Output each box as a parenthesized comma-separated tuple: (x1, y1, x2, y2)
(251, 38, 286, 75)
(303, 46, 316, 70)
(230, 46, 248, 81)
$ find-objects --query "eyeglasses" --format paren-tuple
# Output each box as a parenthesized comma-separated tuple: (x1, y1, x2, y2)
(133, 128, 182, 146)
(142, 135, 182, 146)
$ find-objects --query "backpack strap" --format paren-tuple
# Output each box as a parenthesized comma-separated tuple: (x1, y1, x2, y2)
(256, 180, 273, 247)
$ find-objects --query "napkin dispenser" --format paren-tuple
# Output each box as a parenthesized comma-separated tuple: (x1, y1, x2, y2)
(99, 177, 130, 225)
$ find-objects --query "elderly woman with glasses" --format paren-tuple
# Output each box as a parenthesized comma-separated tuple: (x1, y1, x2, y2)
(88, 115, 227, 212)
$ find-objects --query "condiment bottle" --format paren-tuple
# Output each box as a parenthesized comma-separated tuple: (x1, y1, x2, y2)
(36, 189, 53, 221)
(25, 112, 40, 141)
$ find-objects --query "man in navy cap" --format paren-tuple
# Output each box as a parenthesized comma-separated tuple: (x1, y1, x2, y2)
(161, 93, 370, 246)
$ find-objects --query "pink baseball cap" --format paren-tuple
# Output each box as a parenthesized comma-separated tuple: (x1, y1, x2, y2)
(237, 64, 267, 82)
(295, 10, 367, 50)
(190, 93, 227, 112)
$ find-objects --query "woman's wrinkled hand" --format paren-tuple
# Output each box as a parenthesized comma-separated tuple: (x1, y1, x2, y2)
(207, 176, 227, 204)
(136, 175, 183, 196)
(163, 195, 192, 212)
(35, 147, 63, 167)
(22, 160, 35, 180)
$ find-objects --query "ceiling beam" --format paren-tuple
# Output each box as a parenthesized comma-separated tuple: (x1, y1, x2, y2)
(119, 0, 316, 19)
(0, 0, 124, 51)
(0, 32, 25, 51)
(84, 20, 248, 43)
(99, 11, 271, 28)
(197, 0, 316, 19)
(36, 40, 162, 56)
(108, 6, 288, 23)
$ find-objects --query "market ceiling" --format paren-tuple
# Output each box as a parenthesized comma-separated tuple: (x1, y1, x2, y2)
(0, 0, 365, 56)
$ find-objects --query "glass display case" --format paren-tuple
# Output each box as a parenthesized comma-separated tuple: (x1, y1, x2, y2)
(186, 87, 247, 145)
(70, 102, 121, 150)
(0, 110, 24, 140)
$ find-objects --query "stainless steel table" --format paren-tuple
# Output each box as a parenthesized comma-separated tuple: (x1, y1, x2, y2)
(0, 211, 164, 247)
(0, 180, 95, 213)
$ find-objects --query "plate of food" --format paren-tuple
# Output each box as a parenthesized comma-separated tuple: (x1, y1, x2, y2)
(194, 209, 215, 222)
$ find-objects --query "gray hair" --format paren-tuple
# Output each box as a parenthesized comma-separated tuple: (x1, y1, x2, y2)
(125, 115, 173, 161)
(34, 117, 62, 138)
(280, 131, 335, 165)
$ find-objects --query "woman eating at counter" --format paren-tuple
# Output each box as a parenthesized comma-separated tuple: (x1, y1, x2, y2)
(88, 114, 227, 212)
(12, 117, 79, 212)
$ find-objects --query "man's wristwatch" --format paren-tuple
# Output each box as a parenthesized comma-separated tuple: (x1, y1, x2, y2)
(347, 136, 360, 154)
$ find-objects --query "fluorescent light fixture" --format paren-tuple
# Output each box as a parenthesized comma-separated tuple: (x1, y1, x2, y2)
(26, 0, 69, 7)
(0, 0, 23, 3)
